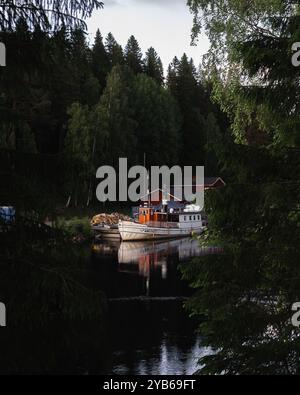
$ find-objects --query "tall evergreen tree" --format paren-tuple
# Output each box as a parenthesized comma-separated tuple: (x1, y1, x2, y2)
(70, 29, 100, 105)
(97, 65, 138, 167)
(92, 29, 110, 92)
(105, 32, 124, 67)
(133, 74, 180, 165)
(143, 47, 164, 85)
(167, 54, 208, 165)
(124, 35, 143, 74)
(167, 56, 180, 94)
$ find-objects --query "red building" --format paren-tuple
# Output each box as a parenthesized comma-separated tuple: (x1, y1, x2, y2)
(140, 177, 226, 205)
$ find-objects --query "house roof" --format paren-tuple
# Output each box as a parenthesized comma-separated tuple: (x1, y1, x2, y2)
(203, 177, 226, 187)
(173, 177, 226, 188)
(139, 177, 226, 203)
(139, 188, 182, 202)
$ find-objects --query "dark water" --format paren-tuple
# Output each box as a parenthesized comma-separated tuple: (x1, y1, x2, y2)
(91, 238, 219, 375)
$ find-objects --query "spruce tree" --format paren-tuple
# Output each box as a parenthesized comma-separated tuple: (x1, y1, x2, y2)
(92, 29, 110, 92)
(105, 32, 124, 67)
(70, 29, 99, 105)
(144, 47, 164, 85)
(133, 74, 180, 165)
(167, 54, 207, 165)
(124, 35, 143, 74)
(97, 65, 138, 167)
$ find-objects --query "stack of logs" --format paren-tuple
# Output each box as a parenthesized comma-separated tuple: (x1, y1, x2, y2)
(91, 212, 131, 226)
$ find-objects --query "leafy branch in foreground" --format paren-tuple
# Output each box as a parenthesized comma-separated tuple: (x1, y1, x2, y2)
(0, 0, 103, 31)
(187, 0, 300, 146)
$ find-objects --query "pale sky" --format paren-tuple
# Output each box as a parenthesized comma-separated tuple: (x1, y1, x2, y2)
(87, 0, 210, 74)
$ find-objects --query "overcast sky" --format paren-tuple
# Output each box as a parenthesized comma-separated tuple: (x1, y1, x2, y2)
(87, 0, 209, 74)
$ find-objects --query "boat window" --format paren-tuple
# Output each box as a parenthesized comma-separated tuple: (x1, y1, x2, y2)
(193, 216, 196, 221)
(198, 215, 200, 220)
(189, 216, 192, 221)
(184, 216, 186, 221)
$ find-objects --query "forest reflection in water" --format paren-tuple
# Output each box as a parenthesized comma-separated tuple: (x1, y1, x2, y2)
(91, 237, 218, 375)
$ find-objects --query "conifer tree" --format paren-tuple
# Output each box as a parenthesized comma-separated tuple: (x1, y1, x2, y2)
(92, 29, 110, 92)
(105, 33, 124, 67)
(124, 35, 143, 74)
(97, 65, 138, 166)
(167, 54, 207, 165)
(144, 47, 164, 85)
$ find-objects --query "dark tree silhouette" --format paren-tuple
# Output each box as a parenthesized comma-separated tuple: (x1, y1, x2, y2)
(0, 0, 103, 31)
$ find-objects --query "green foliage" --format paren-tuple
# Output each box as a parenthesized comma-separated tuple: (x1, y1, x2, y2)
(105, 32, 124, 67)
(182, 0, 300, 374)
(188, 0, 300, 145)
(167, 53, 227, 167)
(0, 0, 103, 31)
(125, 35, 144, 74)
(58, 217, 93, 239)
(92, 29, 110, 92)
(0, 220, 107, 373)
(97, 65, 138, 166)
(133, 73, 180, 165)
(144, 47, 164, 85)
(0, 20, 225, 210)
(182, 238, 300, 374)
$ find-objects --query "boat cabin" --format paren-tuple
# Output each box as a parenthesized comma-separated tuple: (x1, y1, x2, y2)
(137, 204, 202, 228)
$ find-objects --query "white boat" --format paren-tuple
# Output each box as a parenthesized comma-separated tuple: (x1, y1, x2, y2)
(118, 204, 205, 241)
(92, 224, 121, 240)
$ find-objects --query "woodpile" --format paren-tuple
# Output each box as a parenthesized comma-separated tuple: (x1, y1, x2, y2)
(91, 212, 131, 226)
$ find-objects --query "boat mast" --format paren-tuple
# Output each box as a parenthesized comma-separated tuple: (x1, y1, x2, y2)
(144, 153, 150, 207)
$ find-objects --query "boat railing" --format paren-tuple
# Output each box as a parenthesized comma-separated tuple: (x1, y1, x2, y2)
(146, 221, 179, 229)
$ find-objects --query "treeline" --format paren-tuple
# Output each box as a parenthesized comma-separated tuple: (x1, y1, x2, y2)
(0, 20, 227, 207)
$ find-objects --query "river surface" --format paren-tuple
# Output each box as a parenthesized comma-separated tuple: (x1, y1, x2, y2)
(91, 238, 220, 375)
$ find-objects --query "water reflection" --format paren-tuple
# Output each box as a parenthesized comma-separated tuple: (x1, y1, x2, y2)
(92, 238, 219, 375)
(92, 238, 221, 299)
(106, 299, 211, 375)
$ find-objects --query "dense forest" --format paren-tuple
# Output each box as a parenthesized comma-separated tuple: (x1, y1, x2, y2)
(0, 22, 226, 209)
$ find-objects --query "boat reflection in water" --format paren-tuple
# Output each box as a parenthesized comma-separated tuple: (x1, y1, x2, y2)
(92, 238, 222, 298)
(118, 239, 222, 286)
(91, 238, 221, 375)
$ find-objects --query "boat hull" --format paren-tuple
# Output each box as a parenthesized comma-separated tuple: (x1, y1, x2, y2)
(92, 225, 121, 240)
(118, 221, 204, 241)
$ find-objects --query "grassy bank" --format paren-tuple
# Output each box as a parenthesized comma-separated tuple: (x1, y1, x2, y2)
(53, 203, 132, 242)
